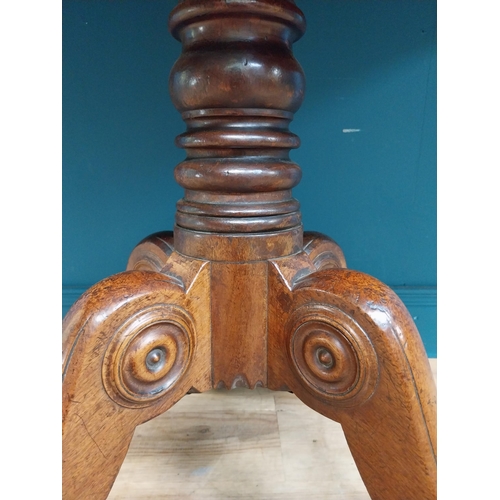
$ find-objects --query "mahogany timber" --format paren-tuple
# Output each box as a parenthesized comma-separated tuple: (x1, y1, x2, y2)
(62, 1, 437, 499)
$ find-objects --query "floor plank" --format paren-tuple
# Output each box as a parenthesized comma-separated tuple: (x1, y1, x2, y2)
(109, 359, 437, 499)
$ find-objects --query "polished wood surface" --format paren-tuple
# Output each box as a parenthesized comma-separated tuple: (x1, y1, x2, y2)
(63, 1, 436, 498)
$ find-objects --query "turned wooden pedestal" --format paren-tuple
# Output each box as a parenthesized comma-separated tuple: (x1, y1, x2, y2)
(62, 2, 437, 499)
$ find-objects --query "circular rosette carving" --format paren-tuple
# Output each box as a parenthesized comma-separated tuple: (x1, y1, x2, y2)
(103, 305, 194, 408)
(289, 304, 379, 407)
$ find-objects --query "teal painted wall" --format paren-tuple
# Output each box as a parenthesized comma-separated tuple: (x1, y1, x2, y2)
(63, 1, 436, 355)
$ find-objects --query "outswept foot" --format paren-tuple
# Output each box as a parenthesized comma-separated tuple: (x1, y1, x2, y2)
(268, 260, 436, 499)
(62, 265, 211, 499)
(63, 231, 435, 499)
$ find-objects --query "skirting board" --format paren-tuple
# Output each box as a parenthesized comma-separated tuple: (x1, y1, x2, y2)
(62, 285, 437, 357)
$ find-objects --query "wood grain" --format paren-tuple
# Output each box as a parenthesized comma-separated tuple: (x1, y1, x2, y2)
(268, 266, 437, 500)
(169, 0, 305, 240)
(63, 266, 212, 499)
(211, 262, 268, 389)
(127, 232, 174, 272)
(63, 2, 437, 498)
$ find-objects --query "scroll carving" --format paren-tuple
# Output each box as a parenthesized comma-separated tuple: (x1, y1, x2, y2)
(288, 304, 379, 408)
(102, 304, 195, 408)
(126, 231, 175, 272)
(270, 268, 437, 499)
(63, 1, 436, 498)
(303, 231, 347, 271)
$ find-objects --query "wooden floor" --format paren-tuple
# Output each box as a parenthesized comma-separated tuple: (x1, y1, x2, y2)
(109, 359, 437, 499)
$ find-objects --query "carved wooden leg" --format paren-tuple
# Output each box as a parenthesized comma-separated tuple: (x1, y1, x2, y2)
(269, 248, 437, 500)
(62, 264, 211, 499)
(63, 1, 436, 497)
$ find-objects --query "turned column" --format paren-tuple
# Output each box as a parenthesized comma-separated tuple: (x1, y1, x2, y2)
(169, 0, 305, 259)
(158, 1, 309, 390)
(63, 2, 436, 499)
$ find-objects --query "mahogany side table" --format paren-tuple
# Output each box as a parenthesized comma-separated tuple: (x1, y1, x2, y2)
(62, 1, 437, 499)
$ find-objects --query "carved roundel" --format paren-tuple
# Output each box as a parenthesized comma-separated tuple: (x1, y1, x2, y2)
(103, 305, 194, 408)
(289, 304, 379, 407)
